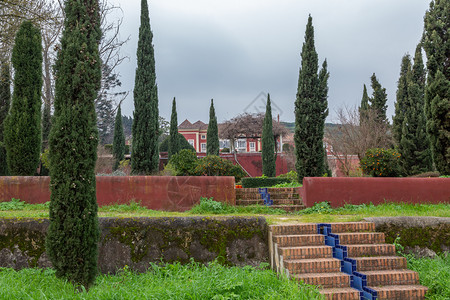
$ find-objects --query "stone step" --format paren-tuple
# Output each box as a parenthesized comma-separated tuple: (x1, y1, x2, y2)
(270, 223, 317, 235)
(273, 234, 324, 247)
(294, 272, 351, 289)
(278, 245, 332, 260)
(363, 269, 419, 286)
(337, 232, 385, 245)
(329, 222, 376, 233)
(284, 258, 341, 274)
(236, 193, 301, 200)
(236, 198, 303, 206)
(271, 204, 305, 212)
(368, 284, 428, 300)
(354, 256, 407, 272)
(345, 244, 396, 257)
(319, 287, 361, 300)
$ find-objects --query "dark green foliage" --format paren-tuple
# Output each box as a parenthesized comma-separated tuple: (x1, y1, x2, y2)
(359, 84, 370, 124)
(262, 94, 275, 177)
(41, 101, 51, 151)
(168, 97, 179, 158)
(0, 62, 10, 175)
(131, 0, 159, 174)
(369, 73, 388, 124)
(360, 148, 402, 177)
(241, 177, 291, 188)
(46, 0, 101, 289)
(294, 15, 329, 182)
(168, 149, 198, 176)
(393, 55, 412, 144)
(112, 105, 125, 170)
(159, 133, 195, 152)
(3, 21, 42, 176)
(193, 155, 246, 182)
(323, 146, 332, 177)
(423, 0, 450, 175)
(207, 99, 219, 156)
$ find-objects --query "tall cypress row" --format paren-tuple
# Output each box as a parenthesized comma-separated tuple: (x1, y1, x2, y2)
(393, 55, 412, 144)
(262, 94, 275, 177)
(4, 21, 42, 175)
(359, 84, 370, 124)
(45, 0, 101, 288)
(423, 0, 449, 174)
(112, 105, 125, 170)
(207, 99, 219, 156)
(131, 0, 159, 174)
(294, 15, 329, 182)
(0, 62, 10, 175)
(369, 73, 388, 124)
(168, 97, 179, 158)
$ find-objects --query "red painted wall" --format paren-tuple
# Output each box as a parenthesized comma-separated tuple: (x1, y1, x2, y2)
(302, 177, 450, 207)
(0, 176, 235, 211)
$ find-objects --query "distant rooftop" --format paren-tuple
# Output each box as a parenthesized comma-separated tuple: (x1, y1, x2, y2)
(178, 119, 208, 130)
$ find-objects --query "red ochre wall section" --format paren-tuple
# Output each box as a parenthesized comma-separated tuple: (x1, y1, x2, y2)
(0, 176, 236, 211)
(302, 177, 450, 207)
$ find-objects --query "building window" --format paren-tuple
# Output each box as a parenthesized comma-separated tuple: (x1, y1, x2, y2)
(201, 143, 206, 153)
(235, 139, 246, 151)
(249, 142, 255, 152)
(201, 134, 206, 139)
(220, 139, 230, 149)
(188, 139, 195, 147)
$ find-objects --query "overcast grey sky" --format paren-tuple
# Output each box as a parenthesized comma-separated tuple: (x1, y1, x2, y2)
(110, 0, 430, 124)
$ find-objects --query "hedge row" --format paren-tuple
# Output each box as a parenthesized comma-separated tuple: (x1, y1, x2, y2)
(241, 177, 291, 188)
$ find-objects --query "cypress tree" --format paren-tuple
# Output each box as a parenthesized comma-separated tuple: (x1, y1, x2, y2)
(359, 84, 370, 124)
(112, 105, 125, 170)
(369, 73, 388, 124)
(423, 0, 450, 174)
(3, 21, 42, 175)
(0, 61, 10, 176)
(168, 97, 179, 158)
(207, 99, 219, 156)
(393, 55, 412, 144)
(45, 0, 101, 288)
(131, 0, 159, 174)
(294, 15, 329, 182)
(262, 94, 276, 177)
(42, 101, 51, 151)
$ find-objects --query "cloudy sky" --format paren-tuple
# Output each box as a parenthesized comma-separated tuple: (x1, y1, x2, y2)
(109, 0, 430, 124)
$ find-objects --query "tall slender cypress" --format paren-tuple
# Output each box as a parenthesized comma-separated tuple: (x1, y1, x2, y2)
(45, 0, 101, 288)
(0, 62, 10, 175)
(294, 15, 329, 182)
(112, 105, 125, 170)
(4, 21, 42, 175)
(207, 99, 219, 156)
(131, 0, 159, 174)
(262, 94, 276, 177)
(369, 73, 388, 124)
(393, 55, 412, 144)
(423, 0, 449, 174)
(168, 97, 179, 158)
(359, 84, 370, 124)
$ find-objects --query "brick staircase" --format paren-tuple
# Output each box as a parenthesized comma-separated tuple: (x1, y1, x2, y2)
(235, 188, 305, 212)
(269, 222, 428, 300)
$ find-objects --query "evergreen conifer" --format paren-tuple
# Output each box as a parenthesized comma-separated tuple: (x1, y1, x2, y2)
(0, 62, 10, 175)
(131, 0, 159, 174)
(262, 94, 276, 177)
(369, 73, 388, 124)
(359, 84, 370, 125)
(168, 97, 179, 158)
(207, 99, 219, 156)
(393, 55, 411, 144)
(45, 0, 101, 288)
(112, 105, 125, 170)
(4, 21, 42, 175)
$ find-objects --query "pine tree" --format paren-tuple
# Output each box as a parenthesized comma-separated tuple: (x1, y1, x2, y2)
(369, 73, 388, 124)
(168, 97, 179, 158)
(112, 105, 125, 170)
(294, 15, 329, 182)
(393, 55, 411, 144)
(423, 0, 450, 174)
(3, 21, 42, 175)
(45, 0, 101, 288)
(131, 0, 159, 174)
(359, 84, 370, 125)
(0, 61, 10, 175)
(207, 99, 219, 156)
(262, 94, 275, 177)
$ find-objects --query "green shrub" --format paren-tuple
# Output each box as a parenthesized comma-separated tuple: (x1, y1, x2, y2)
(188, 197, 235, 214)
(193, 155, 246, 182)
(277, 170, 299, 183)
(169, 149, 198, 176)
(220, 147, 230, 153)
(299, 202, 333, 214)
(360, 148, 402, 177)
(242, 177, 291, 188)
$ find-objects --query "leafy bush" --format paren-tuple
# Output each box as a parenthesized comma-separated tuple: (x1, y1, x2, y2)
(360, 148, 402, 177)
(159, 133, 195, 153)
(300, 201, 333, 214)
(277, 170, 299, 183)
(220, 147, 230, 153)
(242, 177, 291, 188)
(169, 149, 198, 176)
(193, 155, 246, 182)
(188, 197, 235, 214)
(0, 198, 26, 210)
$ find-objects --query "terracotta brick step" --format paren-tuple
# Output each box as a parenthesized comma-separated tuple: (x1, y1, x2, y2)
(363, 269, 419, 286)
(236, 199, 303, 205)
(270, 224, 317, 235)
(330, 222, 375, 233)
(278, 245, 332, 260)
(294, 272, 351, 289)
(273, 234, 324, 247)
(319, 287, 361, 300)
(271, 205, 305, 212)
(345, 243, 396, 257)
(284, 258, 341, 274)
(337, 232, 385, 245)
(354, 256, 407, 271)
(368, 284, 428, 300)
(235, 193, 301, 200)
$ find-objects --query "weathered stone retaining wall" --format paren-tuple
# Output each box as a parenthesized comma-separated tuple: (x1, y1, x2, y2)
(0, 217, 268, 273)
